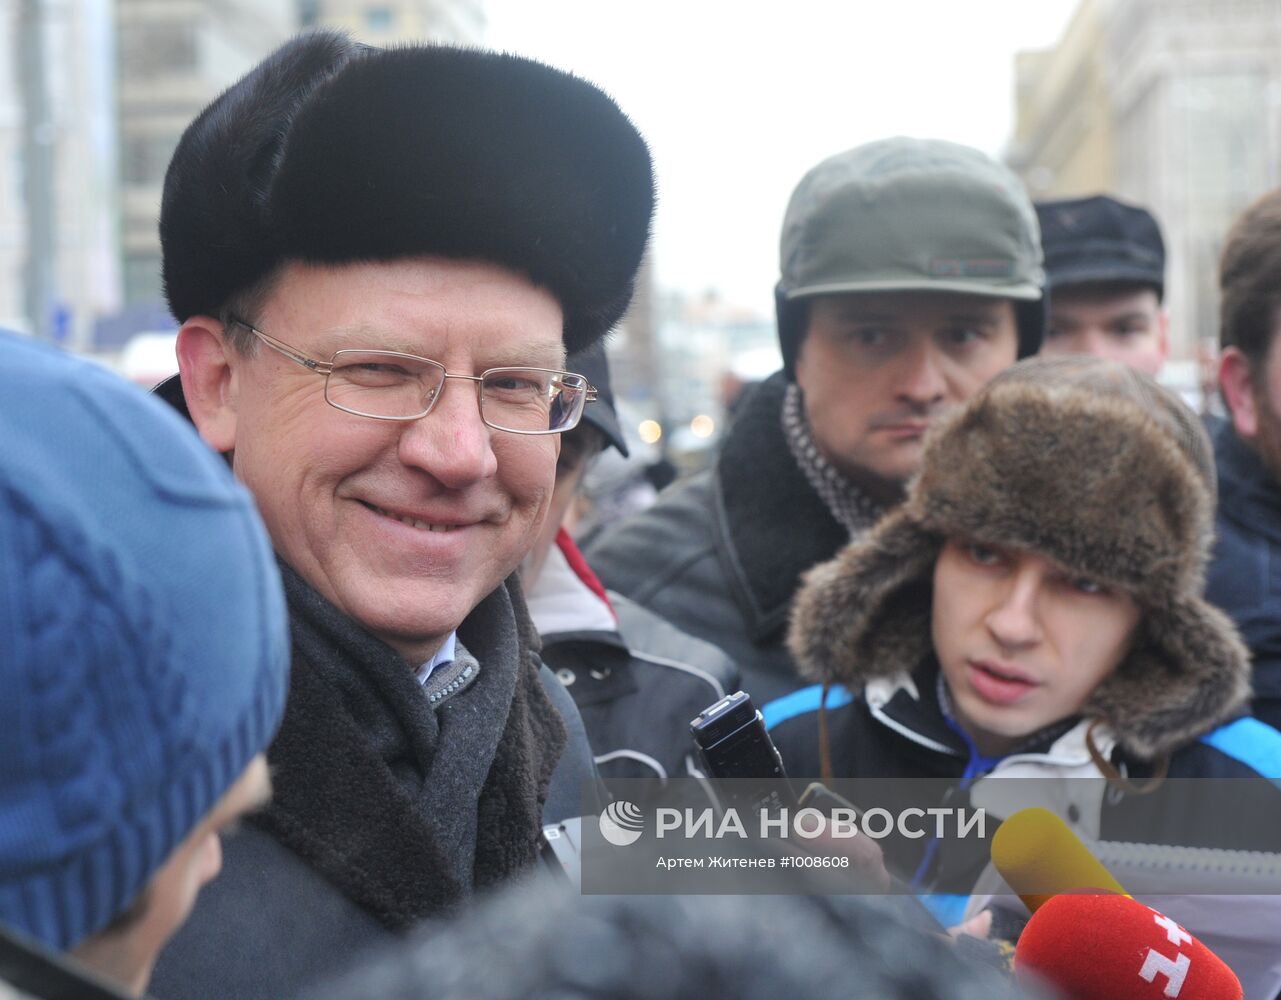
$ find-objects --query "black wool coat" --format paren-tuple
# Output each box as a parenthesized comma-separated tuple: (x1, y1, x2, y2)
(588, 373, 848, 705)
(1205, 419, 1281, 728)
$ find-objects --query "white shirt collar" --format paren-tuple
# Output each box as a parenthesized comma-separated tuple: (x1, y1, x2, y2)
(415, 631, 458, 686)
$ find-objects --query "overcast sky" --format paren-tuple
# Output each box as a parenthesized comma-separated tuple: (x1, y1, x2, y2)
(485, 0, 1079, 315)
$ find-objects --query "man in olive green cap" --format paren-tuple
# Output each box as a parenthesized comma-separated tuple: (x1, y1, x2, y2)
(590, 137, 1045, 704)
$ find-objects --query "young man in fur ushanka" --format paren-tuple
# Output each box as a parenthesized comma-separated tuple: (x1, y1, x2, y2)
(765, 356, 1281, 922)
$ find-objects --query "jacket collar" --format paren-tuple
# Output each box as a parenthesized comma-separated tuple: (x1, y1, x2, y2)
(864, 670, 966, 758)
(1213, 418, 1281, 544)
(867, 662, 1088, 766)
(713, 372, 848, 642)
(526, 530, 618, 637)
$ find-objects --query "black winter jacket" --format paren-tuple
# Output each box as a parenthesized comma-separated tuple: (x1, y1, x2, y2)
(763, 660, 1281, 906)
(530, 531, 739, 783)
(1206, 419, 1281, 727)
(767, 663, 1281, 877)
(765, 665, 1281, 995)
(588, 373, 847, 704)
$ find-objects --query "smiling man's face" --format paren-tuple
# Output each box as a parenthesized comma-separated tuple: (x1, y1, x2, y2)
(182, 257, 563, 664)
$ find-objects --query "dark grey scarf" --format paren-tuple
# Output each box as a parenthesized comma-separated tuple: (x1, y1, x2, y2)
(252, 563, 566, 930)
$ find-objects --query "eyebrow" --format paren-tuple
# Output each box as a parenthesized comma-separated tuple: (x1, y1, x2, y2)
(1049, 310, 1152, 330)
(310, 329, 567, 369)
(1105, 312, 1152, 326)
(515, 343, 570, 370)
(310, 327, 431, 357)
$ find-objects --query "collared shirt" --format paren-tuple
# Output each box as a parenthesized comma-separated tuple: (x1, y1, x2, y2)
(415, 631, 458, 686)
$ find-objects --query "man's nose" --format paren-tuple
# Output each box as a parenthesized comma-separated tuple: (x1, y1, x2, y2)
(897, 343, 947, 406)
(984, 569, 1044, 650)
(397, 377, 498, 487)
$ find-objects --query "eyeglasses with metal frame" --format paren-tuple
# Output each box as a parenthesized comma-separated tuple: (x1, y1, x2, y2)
(229, 317, 597, 435)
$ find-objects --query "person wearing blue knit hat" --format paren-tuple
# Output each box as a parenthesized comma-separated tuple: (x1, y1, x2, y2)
(0, 330, 289, 997)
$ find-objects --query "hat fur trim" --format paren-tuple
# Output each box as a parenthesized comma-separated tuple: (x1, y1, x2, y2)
(789, 509, 939, 691)
(788, 363, 1250, 760)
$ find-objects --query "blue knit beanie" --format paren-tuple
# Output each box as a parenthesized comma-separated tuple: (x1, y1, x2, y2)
(0, 331, 289, 951)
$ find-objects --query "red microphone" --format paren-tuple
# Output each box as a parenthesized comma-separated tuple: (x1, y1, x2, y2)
(1016, 894, 1242, 999)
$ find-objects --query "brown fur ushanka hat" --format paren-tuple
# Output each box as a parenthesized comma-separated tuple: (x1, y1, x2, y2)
(160, 32, 654, 353)
(789, 355, 1250, 760)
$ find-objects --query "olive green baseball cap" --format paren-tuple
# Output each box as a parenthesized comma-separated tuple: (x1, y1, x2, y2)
(776, 137, 1045, 376)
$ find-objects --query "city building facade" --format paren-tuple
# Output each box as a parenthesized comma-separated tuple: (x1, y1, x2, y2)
(1010, 0, 1281, 366)
(302, 0, 483, 44)
(2, 0, 118, 348)
(116, 0, 296, 316)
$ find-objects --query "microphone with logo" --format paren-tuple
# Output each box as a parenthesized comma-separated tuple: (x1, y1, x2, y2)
(1016, 894, 1242, 1000)
(991, 808, 1242, 999)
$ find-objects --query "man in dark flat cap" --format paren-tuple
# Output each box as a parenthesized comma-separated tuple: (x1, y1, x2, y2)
(1036, 194, 1169, 377)
(147, 32, 653, 1000)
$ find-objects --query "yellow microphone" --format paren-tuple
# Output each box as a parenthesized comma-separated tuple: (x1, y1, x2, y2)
(991, 807, 1128, 913)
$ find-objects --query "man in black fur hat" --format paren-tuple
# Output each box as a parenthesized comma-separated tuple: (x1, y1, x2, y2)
(147, 32, 653, 1000)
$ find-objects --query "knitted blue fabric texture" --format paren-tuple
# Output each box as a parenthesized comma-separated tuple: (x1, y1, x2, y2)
(0, 331, 289, 951)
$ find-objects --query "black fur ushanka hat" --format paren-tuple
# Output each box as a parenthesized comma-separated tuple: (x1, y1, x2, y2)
(160, 32, 654, 353)
(788, 355, 1251, 760)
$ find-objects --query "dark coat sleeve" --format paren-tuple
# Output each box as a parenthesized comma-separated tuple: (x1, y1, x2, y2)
(148, 826, 392, 1000)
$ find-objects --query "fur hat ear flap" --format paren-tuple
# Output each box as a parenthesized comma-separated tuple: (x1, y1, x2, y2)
(1087, 595, 1252, 760)
(789, 510, 942, 687)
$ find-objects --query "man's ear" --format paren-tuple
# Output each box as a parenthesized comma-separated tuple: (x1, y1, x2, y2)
(1219, 346, 1259, 440)
(176, 318, 239, 453)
